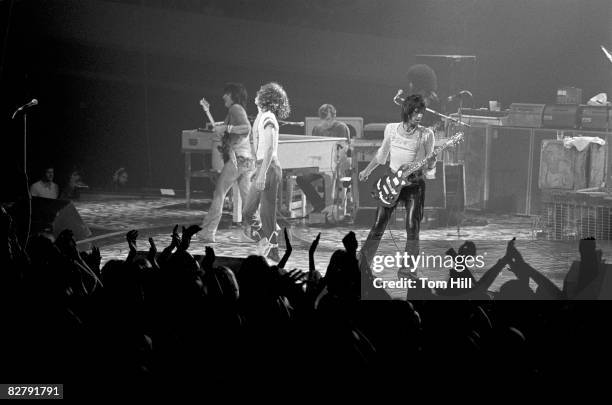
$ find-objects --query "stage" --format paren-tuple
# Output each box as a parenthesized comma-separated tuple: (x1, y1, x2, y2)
(71, 195, 612, 298)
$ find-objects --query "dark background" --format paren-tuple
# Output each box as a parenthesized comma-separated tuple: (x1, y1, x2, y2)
(1, 0, 611, 194)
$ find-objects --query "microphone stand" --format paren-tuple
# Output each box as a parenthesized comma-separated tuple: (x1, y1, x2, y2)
(11, 107, 32, 247)
(426, 107, 471, 127)
(446, 97, 469, 238)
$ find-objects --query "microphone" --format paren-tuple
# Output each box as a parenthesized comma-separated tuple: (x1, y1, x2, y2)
(11, 99, 38, 119)
(21, 99, 38, 109)
(447, 90, 473, 102)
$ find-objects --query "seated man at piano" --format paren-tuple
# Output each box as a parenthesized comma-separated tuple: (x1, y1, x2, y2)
(296, 104, 352, 215)
(200, 82, 254, 243)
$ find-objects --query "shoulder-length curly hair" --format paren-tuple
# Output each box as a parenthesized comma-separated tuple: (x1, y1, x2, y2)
(256, 82, 291, 119)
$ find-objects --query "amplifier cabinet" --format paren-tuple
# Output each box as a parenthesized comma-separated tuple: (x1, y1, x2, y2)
(182, 129, 214, 150)
(556, 86, 582, 105)
(424, 161, 446, 209)
(363, 123, 387, 140)
(488, 127, 532, 214)
(580, 105, 611, 131)
(542, 104, 579, 129)
(507, 103, 545, 128)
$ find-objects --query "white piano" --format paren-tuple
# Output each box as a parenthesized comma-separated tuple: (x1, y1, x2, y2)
(182, 129, 345, 209)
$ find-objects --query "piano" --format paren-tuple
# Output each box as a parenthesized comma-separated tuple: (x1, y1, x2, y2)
(182, 129, 346, 209)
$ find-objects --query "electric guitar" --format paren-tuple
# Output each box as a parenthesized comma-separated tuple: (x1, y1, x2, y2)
(370, 132, 464, 208)
(199, 97, 233, 163)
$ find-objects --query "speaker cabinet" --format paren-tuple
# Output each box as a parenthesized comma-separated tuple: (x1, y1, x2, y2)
(488, 127, 532, 214)
(9, 197, 91, 241)
(424, 161, 446, 209)
(444, 164, 465, 212)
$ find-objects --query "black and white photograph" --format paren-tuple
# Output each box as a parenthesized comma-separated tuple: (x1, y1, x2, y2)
(1, 0, 612, 397)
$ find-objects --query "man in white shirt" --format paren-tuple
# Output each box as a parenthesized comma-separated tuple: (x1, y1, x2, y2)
(242, 82, 290, 262)
(358, 94, 436, 276)
(30, 166, 59, 199)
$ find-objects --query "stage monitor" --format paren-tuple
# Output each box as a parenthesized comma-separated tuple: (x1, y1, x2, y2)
(305, 116, 363, 139)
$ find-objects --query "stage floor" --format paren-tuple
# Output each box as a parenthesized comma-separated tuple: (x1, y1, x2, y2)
(73, 196, 612, 297)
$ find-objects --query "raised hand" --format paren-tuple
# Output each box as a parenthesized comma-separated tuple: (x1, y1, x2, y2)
(342, 231, 358, 254)
(56, 229, 79, 260)
(281, 268, 308, 290)
(278, 228, 292, 269)
(90, 245, 101, 270)
(309, 232, 321, 257)
(308, 232, 322, 277)
(180, 224, 203, 251)
(182, 224, 203, 238)
(445, 247, 458, 258)
(170, 224, 181, 248)
(507, 237, 525, 264)
(202, 246, 216, 270)
(288, 268, 308, 283)
(126, 230, 139, 253)
(498, 237, 515, 265)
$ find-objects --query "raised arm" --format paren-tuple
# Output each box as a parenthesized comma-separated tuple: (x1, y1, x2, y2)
(475, 258, 508, 293)
(508, 243, 563, 299)
(475, 238, 513, 292)
(159, 224, 180, 265)
(278, 228, 292, 269)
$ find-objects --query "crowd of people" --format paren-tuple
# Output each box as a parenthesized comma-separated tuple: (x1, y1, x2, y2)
(1, 204, 611, 389)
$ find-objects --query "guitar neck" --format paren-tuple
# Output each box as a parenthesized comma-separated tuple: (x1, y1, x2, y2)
(399, 142, 454, 179)
(204, 110, 216, 126)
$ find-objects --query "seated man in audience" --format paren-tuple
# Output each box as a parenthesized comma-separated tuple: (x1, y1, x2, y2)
(296, 104, 352, 215)
(60, 167, 88, 200)
(30, 166, 59, 199)
(110, 167, 129, 192)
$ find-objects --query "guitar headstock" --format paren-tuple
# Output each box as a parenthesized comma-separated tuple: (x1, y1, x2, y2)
(199, 97, 210, 112)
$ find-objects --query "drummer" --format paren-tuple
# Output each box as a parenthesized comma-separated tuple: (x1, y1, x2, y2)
(295, 103, 352, 215)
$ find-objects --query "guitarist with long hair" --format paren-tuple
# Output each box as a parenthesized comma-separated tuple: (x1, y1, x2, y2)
(358, 94, 436, 276)
(199, 83, 254, 243)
